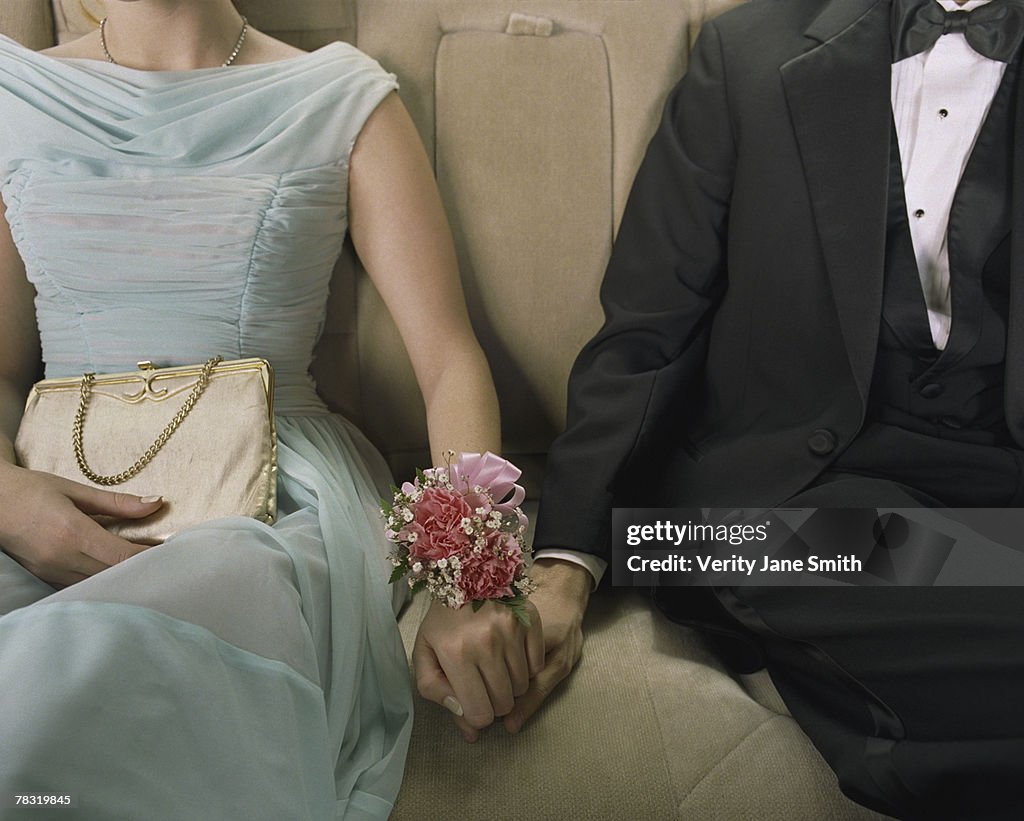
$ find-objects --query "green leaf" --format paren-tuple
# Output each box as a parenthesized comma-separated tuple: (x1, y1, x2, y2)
(512, 609, 531, 628)
(471, 600, 485, 613)
(388, 565, 406, 585)
(409, 579, 427, 596)
(415, 467, 427, 484)
(503, 596, 532, 627)
(380, 497, 393, 516)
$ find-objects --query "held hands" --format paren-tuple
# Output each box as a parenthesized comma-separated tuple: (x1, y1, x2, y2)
(0, 462, 163, 587)
(412, 557, 591, 741)
(413, 596, 544, 741)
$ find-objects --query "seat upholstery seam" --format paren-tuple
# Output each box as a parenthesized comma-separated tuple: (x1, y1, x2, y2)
(676, 713, 786, 809)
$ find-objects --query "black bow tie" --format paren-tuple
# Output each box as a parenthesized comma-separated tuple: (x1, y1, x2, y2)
(891, 0, 1024, 62)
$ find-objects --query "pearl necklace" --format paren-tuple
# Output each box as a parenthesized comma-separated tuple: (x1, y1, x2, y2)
(99, 15, 249, 68)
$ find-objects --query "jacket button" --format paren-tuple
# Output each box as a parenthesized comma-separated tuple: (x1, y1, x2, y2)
(919, 382, 944, 399)
(807, 428, 837, 456)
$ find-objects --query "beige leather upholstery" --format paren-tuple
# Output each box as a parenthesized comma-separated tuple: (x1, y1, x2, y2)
(0, 2, 890, 818)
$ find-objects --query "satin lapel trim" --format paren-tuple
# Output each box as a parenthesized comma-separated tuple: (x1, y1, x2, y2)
(1005, 60, 1024, 443)
(943, 57, 1018, 369)
(781, 0, 892, 403)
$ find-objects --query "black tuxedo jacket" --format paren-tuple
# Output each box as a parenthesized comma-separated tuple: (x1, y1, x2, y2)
(534, 0, 1024, 563)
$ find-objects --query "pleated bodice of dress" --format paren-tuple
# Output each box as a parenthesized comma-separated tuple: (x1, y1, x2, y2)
(0, 35, 396, 414)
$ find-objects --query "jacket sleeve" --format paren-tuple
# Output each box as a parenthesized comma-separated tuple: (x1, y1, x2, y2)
(534, 20, 737, 562)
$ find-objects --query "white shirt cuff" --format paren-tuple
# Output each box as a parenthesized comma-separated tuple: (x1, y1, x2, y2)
(532, 548, 607, 590)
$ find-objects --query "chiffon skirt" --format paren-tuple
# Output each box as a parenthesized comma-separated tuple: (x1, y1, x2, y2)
(0, 414, 413, 821)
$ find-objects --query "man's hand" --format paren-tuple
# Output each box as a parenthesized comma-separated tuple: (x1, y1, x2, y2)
(412, 556, 592, 741)
(502, 557, 591, 734)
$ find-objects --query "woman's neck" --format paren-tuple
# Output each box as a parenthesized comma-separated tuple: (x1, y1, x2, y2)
(99, 1, 245, 71)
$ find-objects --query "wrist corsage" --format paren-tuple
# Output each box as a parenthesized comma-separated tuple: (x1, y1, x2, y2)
(382, 451, 536, 625)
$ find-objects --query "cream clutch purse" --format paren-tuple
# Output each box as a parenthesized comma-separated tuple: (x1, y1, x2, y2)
(14, 357, 277, 544)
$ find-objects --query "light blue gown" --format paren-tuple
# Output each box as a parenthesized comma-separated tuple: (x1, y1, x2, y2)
(0, 35, 412, 820)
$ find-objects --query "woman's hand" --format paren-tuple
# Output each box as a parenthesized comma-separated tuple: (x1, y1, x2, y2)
(0, 462, 163, 587)
(412, 560, 591, 741)
(413, 597, 545, 742)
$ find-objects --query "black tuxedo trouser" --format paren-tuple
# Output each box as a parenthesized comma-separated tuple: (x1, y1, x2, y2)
(702, 424, 1024, 820)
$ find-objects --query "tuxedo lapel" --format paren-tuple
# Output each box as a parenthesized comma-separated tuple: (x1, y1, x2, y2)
(780, 0, 892, 403)
(1004, 62, 1024, 444)
(941, 57, 1018, 368)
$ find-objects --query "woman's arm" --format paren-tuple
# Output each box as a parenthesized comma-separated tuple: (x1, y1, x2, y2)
(348, 92, 499, 463)
(0, 211, 162, 587)
(348, 93, 548, 741)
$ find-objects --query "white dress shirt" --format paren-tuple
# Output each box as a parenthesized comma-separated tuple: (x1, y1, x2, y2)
(891, 0, 1005, 349)
(536, 0, 1009, 588)
(533, 537, 608, 587)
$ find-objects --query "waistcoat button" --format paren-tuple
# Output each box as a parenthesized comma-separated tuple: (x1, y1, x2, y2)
(807, 429, 837, 456)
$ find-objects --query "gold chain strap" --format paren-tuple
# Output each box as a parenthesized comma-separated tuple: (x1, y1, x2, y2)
(72, 356, 223, 486)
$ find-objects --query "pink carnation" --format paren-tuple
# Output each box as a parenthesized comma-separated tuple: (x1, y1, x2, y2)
(403, 486, 473, 562)
(456, 536, 524, 601)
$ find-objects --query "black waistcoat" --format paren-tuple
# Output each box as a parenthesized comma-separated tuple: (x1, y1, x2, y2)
(866, 57, 1019, 446)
